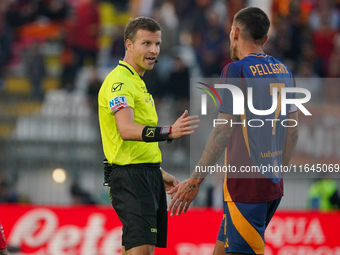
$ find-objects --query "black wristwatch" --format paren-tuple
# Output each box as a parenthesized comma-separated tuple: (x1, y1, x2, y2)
(160, 125, 173, 143)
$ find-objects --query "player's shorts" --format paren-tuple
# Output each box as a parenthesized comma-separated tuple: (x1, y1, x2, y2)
(217, 198, 281, 254)
(108, 163, 167, 251)
(0, 222, 7, 249)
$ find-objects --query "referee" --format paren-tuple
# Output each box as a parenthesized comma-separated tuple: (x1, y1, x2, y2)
(98, 17, 199, 255)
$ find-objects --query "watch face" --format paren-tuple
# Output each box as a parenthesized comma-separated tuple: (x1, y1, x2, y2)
(160, 126, 170, 134)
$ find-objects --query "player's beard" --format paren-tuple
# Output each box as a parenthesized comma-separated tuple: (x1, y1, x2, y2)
(230, 44, 239, 61)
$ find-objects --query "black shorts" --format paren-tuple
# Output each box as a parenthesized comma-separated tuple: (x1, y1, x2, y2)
(108, 163, 167, 250)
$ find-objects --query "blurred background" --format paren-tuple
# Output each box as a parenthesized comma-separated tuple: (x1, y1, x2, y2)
(0, 0, 339, 211)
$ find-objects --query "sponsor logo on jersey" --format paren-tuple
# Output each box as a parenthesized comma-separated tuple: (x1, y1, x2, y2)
(109, 96, 128, 112)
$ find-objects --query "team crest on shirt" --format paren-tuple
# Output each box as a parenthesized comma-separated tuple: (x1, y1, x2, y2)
(109, 96, 128, 112)
(111, 82, 124, 92)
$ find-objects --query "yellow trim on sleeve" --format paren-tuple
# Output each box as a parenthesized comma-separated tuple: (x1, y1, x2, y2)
(223, 148, 232, 201)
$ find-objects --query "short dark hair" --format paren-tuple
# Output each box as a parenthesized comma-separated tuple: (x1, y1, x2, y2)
(234, 7, 270, 44)
(124, 16, 161, 44)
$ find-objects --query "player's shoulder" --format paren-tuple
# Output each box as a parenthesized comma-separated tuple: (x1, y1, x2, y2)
(106, 64, 131, 82)
(266, 55, 282, 65)
(221, 57, 262, 76)
(266, 55, 293, 73)
(102, 65, 135, 93)
(221, 61, 243, 78)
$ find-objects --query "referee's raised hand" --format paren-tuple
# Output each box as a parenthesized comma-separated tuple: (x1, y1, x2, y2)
(169, 110, 200, 139)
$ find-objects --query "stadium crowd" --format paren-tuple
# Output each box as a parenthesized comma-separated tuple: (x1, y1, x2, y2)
(0, 0, 339, 98)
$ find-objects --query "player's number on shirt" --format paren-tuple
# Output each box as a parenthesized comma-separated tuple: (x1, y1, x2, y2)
(270, 83, 285, 135)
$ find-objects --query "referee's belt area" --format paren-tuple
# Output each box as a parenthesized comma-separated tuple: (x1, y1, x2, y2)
(102, 158, 160, 186)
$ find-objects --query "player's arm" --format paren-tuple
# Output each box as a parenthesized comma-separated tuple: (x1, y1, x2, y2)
(115, 108, 199, 141)
(115, 107, 144, 140)
(167, 112, 237, 216)
(282, 111, 298, 166)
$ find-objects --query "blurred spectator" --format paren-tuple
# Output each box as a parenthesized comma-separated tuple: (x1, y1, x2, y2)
(0, 176, 18, 203)
(70, 180, 96, 205)
(172, 0, 196, 24)
(60, 43, 77, 91)
(226, 0, 247, 32)
(25, 41, 46, 100)
(0, 1, 12, 91)
(195, 5, 226, 77)
(68, 0, 100, 71)
(295, 60, 323, 103)
(152, 1, 179, 84)
(108, 25, 125, 67)
(153, 1, 179, 56)
(219, 38, 233, 71)
(307, 178, 340, 211)
(161, 55, 191, 150)
(177, 31, 201, 77)
(324, 32, 340, 106)
(5, 0, 37, 28)
(285, 10, 304, 65)
(176, 0, 213, 36)
(86, 68, 102, 114)
(59, 0, 99, 91)
(129, 0, 157, 18)
(296, 61, 320, 78)
(165, 56, 190, 100)
(143, 68, 164, 101)
(299, 42, 324, 77)
(110, 0, 129, 12)
(308, 0, 340, 31)
(5, 0, 69, 28)
(36, 0, 69, 21)
(328, 33, 340, 77)
(272, 16, 291, 61)
(311, 8, 338, 75)
(272, 10, 307, 73)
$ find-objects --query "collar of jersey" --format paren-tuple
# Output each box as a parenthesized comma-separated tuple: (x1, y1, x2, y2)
(118, 60, 136, 76)
(247, 53, 267, 57)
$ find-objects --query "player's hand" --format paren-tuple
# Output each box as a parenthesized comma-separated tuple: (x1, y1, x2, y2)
(161, 170, 180, 198)
(169, 110, 199, 139)
(167, 178, 200, 216)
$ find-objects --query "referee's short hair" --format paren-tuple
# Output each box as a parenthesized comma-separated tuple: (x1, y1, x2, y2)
(124, 17, 161, 46)
(234, 7, 270, 45)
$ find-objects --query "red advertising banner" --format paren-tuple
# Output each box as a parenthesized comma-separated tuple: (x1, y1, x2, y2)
(1, 205, 340, 255)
